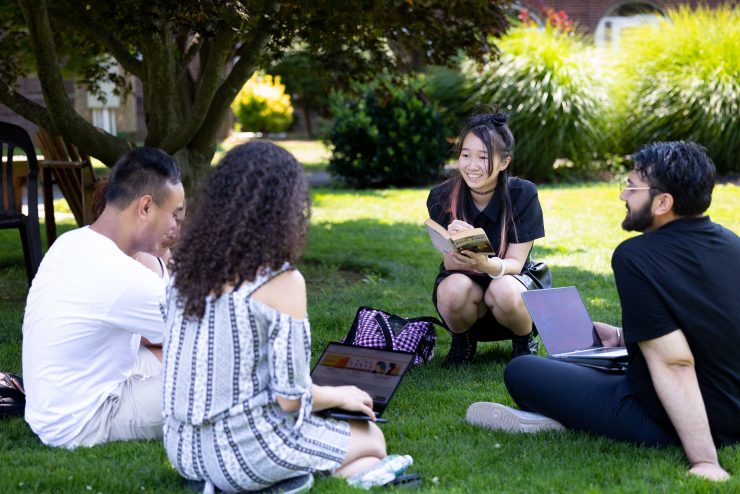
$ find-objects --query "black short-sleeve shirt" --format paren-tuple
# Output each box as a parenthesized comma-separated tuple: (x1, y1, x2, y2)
(426, 177, 545, 262)
(613, 216, 740, 446)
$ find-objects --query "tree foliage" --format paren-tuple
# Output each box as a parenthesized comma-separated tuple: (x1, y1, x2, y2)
(0, 0, 510, 191)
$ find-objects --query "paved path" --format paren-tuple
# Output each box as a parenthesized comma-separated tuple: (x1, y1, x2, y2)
(307, 171, 331, 187)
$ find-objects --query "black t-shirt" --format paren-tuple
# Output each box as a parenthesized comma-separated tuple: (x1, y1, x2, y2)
(426, 177, 545, 268)
(613, 216, 740, 446)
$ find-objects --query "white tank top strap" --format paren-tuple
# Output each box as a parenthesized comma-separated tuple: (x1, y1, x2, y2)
(242, 262, 295, 298)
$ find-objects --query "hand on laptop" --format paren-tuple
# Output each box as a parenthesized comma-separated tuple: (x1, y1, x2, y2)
(312, 384, 376, 421)
(593, 322, 622, 347)
(334, 385, 376, 420)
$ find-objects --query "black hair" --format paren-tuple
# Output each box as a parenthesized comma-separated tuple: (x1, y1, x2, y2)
(447, 110, 517, 255)
(105, 147, 181, 209)
(631, 141, 716, 216)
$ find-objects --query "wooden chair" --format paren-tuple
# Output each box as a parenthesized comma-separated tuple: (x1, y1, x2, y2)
(35, 129, 99, 245)
(0, 122, 43, 285)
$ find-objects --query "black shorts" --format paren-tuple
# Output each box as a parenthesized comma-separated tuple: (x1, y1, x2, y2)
(432, 269, 539, 342)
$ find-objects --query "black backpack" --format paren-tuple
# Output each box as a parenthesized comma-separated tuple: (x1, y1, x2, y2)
(0, 372, 25, 417)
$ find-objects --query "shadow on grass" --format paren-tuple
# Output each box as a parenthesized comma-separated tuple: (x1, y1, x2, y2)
(3, 214, 738, 492)
(301, 217, 623, 368)
(1, 180, 739, 492)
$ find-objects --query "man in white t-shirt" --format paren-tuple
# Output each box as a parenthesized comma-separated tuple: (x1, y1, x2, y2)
(22, 147, 185, 448)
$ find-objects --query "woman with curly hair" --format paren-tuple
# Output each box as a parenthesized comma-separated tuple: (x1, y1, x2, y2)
(162, 141, 399, 492)
(428, 111, 547, 367)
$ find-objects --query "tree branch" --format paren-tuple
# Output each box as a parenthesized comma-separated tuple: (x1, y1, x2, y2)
(190, 1, 277, 151)
(140, 18, 179, 145)
(0, 79, 57, 132)
(54, 2, 143, 78)
(17, 0, 131, 165)
(160, 29, 235, 153)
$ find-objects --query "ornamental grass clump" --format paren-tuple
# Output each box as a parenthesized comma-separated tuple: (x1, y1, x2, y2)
(421, 64, 477, 139)
(469, 23, 607, 181)
(614, 6, 740, 174)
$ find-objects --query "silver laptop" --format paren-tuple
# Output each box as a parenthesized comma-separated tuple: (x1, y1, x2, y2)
(521, 286, 627, 359)
(310, 343, 415, 423)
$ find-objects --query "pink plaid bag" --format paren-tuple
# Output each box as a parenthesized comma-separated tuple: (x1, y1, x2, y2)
(342, 306, 442, 365)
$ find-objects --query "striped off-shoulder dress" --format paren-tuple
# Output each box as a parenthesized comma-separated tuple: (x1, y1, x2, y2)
(162, 265, 350, 493)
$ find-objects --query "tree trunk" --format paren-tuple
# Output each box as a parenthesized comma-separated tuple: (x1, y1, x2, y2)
(302, 104, 313, 139)
(174, 144, 217, 198)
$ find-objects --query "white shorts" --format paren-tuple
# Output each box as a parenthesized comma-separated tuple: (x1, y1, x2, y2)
(65, 346, 163, 448)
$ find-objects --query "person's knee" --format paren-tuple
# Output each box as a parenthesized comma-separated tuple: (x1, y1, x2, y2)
(350, 421, 386, 459)
(437, 277, 475, 311)
(486, 282, 523, 315)
(504, 354, 540, 394)
(366, 422, 387, 458)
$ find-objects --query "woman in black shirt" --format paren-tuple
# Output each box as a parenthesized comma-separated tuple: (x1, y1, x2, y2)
(427, 112, 546, 367)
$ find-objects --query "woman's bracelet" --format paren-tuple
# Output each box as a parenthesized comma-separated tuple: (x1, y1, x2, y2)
(615, 327, 622, 346)
(488, 257, 506, 279)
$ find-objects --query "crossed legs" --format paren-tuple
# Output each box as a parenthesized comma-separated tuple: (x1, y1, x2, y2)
(504, 355, 680, 446)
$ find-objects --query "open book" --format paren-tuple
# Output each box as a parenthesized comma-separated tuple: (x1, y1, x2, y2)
(424, 218, 495, 255)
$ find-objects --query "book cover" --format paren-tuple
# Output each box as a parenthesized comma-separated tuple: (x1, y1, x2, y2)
(424, 218, 495, 255)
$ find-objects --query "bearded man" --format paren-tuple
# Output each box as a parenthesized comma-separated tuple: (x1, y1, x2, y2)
(465, 141, 739, 482)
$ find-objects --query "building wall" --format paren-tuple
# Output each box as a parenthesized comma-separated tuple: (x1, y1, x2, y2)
(0, 77, 137, 147)
(518, 0, 727, 33)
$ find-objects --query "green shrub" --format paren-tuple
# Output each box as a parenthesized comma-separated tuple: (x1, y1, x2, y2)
(231, 71, 294, 133)
(326, 83, 449, 188)
(469, 23, 607, 181)
(613, 6, 739, 174)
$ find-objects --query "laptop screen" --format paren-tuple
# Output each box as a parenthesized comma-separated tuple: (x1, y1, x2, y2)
(310, 343, 414, 410)
(522, 286, 602, 355)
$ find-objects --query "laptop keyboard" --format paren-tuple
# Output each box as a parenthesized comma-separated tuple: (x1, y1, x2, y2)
(586, 347, 622, 354)
(563, 347, 626, 356)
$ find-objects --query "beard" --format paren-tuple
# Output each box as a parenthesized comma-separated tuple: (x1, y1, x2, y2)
(622, 200, 654, 232)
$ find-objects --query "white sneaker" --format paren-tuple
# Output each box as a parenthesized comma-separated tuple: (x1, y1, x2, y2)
(466, 402, 566, 433)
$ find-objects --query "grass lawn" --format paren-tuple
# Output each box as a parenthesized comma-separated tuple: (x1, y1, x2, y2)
(216, 135, 330, 174)
(1, 182, 739, 493)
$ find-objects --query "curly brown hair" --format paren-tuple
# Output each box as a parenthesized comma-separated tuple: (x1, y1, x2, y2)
(172, 140, 310, 319)
(91, 176, 109, 220)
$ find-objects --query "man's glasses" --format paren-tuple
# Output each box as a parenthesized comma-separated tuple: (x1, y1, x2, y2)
(619, 181, 660, 193)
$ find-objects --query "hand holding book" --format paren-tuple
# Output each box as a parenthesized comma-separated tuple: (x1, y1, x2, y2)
(449, 247, 508, 278)
(425, 218, 506, 274)
(424, 218, 495, 256)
